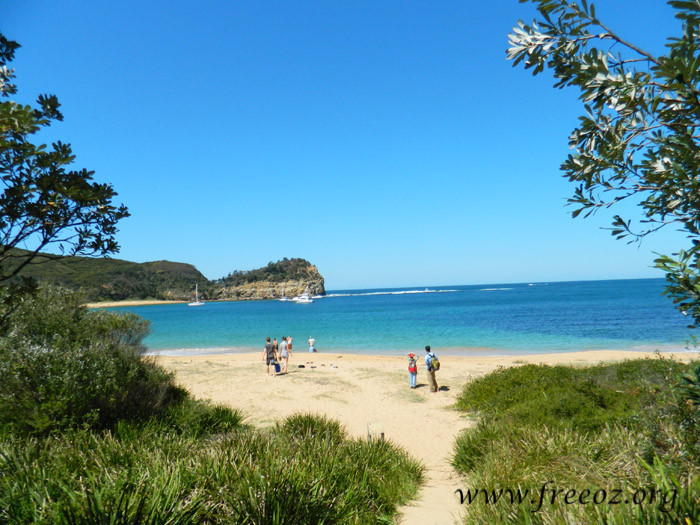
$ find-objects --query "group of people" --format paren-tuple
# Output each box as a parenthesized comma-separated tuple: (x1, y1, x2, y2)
(263, 336, 318, 376)
(406, 345, 439, 392)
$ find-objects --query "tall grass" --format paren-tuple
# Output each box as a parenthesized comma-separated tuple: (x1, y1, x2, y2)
(0, 412, 423, 524)
(452, 357, 700, 523)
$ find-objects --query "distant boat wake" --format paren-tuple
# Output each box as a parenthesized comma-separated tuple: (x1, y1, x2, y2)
(326, 289, 459, 298)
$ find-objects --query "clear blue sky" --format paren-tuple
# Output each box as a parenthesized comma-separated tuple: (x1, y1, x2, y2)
(3, 1, 686, 289)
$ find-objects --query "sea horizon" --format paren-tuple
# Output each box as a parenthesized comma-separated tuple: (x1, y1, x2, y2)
(103, 277, 697, 358)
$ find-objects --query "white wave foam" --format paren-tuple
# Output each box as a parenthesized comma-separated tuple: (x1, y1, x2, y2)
(325, 289, 459, 298)
(479, 287, 514, 291)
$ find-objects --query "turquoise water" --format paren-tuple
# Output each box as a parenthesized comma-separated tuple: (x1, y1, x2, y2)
(108, 279, 695, 356)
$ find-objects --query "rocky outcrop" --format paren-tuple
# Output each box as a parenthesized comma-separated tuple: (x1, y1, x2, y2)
(212, 277, 325, 301)
(209, 258, 325, 301)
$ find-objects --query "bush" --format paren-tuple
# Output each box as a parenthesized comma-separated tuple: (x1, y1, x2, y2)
(455, 359, 689, 432)
(452, 358, 700, 524)
(0, 414, 423, 524)
(0, 286, 185, 435)
(276, 412, 347, 444)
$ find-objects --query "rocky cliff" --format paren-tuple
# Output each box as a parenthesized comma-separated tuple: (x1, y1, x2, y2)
(211, 259, 325, 301)
(211, 278, 325, 301)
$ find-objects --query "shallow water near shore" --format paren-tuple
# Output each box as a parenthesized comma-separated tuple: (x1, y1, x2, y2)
(104, 278, 695, 357)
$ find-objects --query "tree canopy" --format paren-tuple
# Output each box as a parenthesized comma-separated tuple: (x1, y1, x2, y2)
(508, 0, 700, 326)
(0, 32, 128, 286)
(220, 258, 319, 285)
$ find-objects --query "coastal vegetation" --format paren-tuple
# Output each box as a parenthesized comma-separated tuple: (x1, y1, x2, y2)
(5, 248, 208, 302)
(219, 257, 320, 286)
(452, 358, 700, 523)
(0, 286, 423, 523)
(7, 251, 324, 302)
(508, 0, 700, 326)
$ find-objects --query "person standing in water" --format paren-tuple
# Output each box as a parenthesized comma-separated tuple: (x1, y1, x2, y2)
(308, 336, 317, 353)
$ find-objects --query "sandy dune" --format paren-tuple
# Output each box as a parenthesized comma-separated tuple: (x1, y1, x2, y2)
(154, 349, 699, 524)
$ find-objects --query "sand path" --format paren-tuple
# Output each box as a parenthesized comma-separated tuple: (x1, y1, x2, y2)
(155, 349, 697, 524)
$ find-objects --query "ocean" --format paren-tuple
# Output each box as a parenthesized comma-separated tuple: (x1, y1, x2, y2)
(105, 278, 696, 357)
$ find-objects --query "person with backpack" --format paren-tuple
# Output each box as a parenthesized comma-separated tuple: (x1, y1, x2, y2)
(424, 345, 439, 393)
(407, 352, 418, 388)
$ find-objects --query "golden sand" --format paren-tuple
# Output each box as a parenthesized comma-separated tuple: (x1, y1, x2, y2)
(154, 349, 699, 525)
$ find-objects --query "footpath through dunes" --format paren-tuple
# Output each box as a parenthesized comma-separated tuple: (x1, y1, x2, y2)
(154, 349, 687, 525)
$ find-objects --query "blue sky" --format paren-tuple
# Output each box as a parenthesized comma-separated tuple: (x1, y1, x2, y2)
(3, 1, 686, 289)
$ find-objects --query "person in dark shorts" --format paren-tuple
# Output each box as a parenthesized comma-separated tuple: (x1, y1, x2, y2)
(425, 345, 438, 392)
(261, 337, 278, 376)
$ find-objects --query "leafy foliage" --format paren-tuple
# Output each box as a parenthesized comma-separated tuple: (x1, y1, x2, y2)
(219, 257, 319, 286)
(508, 1, 700, 325)
(0, 33, 128, 285)
(0, 286, 186, 435)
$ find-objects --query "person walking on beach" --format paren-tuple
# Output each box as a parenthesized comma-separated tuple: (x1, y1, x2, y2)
(407, 352, 418, 388)
(279, 336, 292, 373)
(308, 336, 317, 353)
(425, 345, 438, 393)
(262, 337, 278, 376)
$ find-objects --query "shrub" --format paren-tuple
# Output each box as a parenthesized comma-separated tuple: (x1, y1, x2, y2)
(276, 412, 347, 444)
(455, 359, 689, 432)
(453, 358, 700, 524)
(0, 286, 185, 435)
(0, 414, 423, 524)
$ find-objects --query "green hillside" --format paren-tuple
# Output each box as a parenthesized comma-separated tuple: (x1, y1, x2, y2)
(8, 251, 207, 302)
(7, 252, 322, 302)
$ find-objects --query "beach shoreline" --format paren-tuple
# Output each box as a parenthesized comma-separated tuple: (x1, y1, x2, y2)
(85, 299, 188, 308)
(144, 342, 694, 358)
(154, 348, 699, 525)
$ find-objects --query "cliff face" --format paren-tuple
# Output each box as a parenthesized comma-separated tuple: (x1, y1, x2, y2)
(211, 277, 325, 301)
(211, 258, 325, 301)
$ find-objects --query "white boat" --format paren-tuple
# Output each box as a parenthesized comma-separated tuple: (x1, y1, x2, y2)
(188, 284, 205, 307)
(292, 287, 313, 303)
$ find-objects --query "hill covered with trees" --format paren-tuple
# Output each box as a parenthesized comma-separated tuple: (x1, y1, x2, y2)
(10, 251, 324, 302)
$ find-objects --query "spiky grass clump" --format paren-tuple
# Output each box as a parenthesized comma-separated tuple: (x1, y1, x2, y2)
(0, 413, 423, 524)
(452, 358, 700, 524)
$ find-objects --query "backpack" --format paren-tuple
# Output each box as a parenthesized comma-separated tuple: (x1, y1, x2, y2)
(430, 354, 440, 371)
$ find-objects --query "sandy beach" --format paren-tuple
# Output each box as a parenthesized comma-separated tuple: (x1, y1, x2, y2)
(85, 300, 187, 308)
(154, 349, 699, 525)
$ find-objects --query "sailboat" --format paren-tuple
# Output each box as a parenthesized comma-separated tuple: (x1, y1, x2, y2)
(278, 285, 291, 301)
(188, 283, 205, 307)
